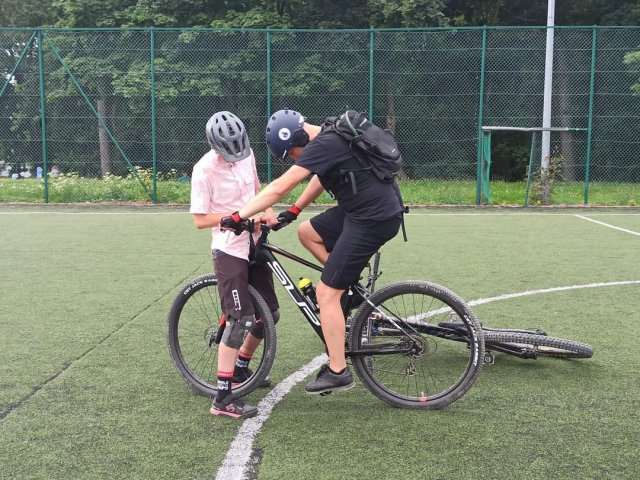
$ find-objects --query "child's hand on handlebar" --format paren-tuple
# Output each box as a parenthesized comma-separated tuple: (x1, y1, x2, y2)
(262, 210, 279, 228)
(219, 211, 245, 235)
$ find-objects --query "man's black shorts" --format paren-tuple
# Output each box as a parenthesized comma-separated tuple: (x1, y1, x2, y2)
(310, 206, 402, 290)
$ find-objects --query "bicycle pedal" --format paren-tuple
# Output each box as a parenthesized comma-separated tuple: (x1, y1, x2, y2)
(319, 391, 333, 397)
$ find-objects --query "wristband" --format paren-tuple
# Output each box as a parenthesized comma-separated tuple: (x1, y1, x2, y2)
(289, 205, 302, 216)
(231, 211, 243, 222)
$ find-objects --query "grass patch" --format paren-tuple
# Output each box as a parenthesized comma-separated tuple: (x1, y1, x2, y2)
(1, 175, 638, 205)
(1, 207, 639, 479)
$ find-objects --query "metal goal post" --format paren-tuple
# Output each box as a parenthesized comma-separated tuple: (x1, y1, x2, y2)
(478, 126, 590, 206)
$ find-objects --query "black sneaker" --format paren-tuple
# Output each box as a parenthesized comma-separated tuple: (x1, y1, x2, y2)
(231, 367, 271, 388)
(304, 364, 355, 395)
(210, 397, 258, 419)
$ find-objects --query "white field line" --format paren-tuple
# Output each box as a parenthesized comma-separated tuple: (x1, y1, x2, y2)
(215, 354, 328, 480)
(216, 279, 640, 479)
(412, 280, 640, 320)
(574, 214, 640, 237)
(468, 280, 640, 307)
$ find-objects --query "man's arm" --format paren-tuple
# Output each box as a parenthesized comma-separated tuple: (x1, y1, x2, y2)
(238, 165, 312, 220)
(292, 174, 324, 210)
(255, 173, 276, 223)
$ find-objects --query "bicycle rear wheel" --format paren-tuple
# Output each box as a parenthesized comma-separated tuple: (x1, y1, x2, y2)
(485, 331, 594, 359)
(348, 280, 485, 409)
(167, 273, 276, 398)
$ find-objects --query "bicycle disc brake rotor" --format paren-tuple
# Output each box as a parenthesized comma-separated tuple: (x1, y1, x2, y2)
(205, 324, 217, 347)
(404, 334, 430, 376)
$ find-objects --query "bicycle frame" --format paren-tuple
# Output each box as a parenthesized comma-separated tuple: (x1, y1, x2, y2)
(256, 240, 325, 339)
(252, 223, 411, 358)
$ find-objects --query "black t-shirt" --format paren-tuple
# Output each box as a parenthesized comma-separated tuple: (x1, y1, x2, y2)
(295, 129, 404, 221)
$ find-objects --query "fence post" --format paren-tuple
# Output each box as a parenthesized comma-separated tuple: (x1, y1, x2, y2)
(150, 28, 158, 204)
(0, 31, 36, 101)
(266, 27, 272, 182)
(475, 27, 488, 205)
(37, 29, 49, 203)
(584, 26, 597, 205)
(369, 27, 375, 119)
(481, 130, 492, 204)
(524, 132, 538, 207)
(43, 34, 152, 199)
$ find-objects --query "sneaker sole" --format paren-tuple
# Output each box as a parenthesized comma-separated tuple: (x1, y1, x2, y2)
(231, 380, 271, 389)
(209, 407, 258, 419)
(305, 381, 356, 395)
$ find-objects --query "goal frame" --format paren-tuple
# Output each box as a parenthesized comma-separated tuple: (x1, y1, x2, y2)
(478, 126, 589, 206)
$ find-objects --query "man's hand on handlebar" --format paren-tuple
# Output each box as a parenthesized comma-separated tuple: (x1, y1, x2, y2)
(276, 205, 301, 230)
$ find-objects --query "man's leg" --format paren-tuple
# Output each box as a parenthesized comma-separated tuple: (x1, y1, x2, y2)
(297, 207, 344, 265)
(298, 219, 329, 264)
(304, 280, 355, 395)
(298, 214, 348, 367)
(296, 207, 355, 394)
(316, 281, 347, 372)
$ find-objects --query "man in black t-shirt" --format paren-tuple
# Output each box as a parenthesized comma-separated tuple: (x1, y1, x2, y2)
(221, 109, 403, 395)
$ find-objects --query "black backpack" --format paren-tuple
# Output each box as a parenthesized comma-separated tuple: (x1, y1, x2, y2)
(324, 110, 403, 189)
(324, 110, 409, 241)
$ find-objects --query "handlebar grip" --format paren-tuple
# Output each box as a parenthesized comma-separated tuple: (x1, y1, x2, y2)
(271, 219, 288, 231)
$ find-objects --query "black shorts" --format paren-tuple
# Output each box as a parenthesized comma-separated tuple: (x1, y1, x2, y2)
(212, 250, 279, 318)
(310, 206, 402, 289)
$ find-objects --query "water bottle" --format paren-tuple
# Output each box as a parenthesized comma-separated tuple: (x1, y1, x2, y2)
(298, 277, 319, 312)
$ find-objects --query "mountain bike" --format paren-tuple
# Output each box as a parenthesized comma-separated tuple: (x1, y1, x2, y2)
(167, 221, 593, 409)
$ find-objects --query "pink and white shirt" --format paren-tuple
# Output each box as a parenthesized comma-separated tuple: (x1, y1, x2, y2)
(190, 149, 261, 260)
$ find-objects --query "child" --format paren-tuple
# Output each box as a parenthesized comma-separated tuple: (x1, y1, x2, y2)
(190, 111, 279, 419)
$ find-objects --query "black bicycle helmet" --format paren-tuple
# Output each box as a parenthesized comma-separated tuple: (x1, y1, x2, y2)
(265, 109, 309, 159)
(205, 111, 251, 163)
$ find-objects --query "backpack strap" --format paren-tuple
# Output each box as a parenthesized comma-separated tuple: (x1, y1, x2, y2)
(392, 180, 409, 242)
(400, 206, 409, 242)
(342, 111, 360, 137)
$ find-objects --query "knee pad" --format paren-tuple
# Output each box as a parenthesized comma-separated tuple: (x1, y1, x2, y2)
(249, 309, 279, 339)
(221, 314, 254, 349)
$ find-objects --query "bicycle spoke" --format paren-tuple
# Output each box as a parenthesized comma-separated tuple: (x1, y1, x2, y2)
(168, 274, 277, 398)
(349, 281, 484, 409)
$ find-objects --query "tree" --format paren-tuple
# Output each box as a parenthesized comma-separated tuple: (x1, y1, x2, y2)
(0, 0, 60, 27)
(368, 0, 447, 27)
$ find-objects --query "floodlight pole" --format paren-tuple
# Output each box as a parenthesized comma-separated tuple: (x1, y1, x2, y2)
(541, 0, 556, 170)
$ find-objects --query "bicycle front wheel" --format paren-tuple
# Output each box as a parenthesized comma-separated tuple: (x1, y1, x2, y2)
(348, 280, 485, 409)
(485, 331, 594, 359)
(167, 273, 276, 398)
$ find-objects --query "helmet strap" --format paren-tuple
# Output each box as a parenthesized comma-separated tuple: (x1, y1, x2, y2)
(291, 129, 309, 148)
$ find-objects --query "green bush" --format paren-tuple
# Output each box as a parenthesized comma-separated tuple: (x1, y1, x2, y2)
(0, 167, 638, 206)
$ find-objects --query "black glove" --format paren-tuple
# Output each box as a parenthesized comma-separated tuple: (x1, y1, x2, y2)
(220, 211, 245, 236)
(276, 205, 302, 228)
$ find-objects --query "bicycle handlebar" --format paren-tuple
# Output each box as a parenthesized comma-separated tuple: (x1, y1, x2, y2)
(221, 217, 290, 249)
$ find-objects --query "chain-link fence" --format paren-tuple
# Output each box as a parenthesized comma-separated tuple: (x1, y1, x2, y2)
(0, 26, 639, 204)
